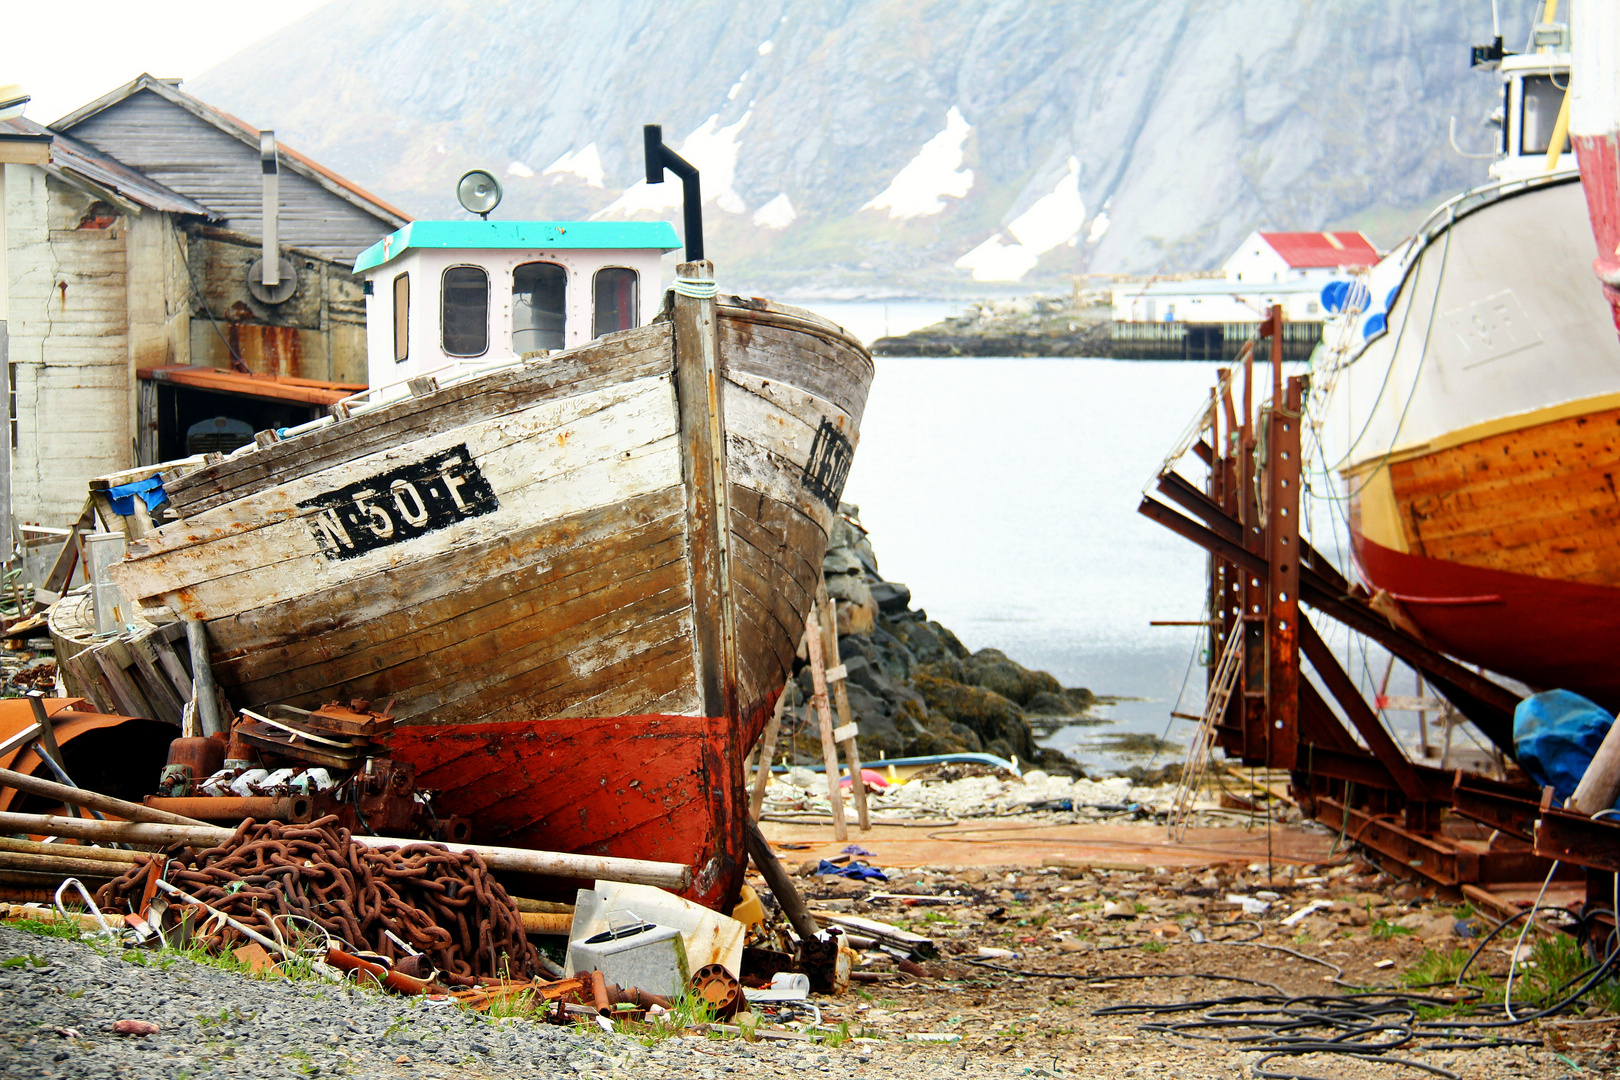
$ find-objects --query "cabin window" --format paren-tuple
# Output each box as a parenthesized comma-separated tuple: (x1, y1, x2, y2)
(441, 265, 489, 357)
(1520, 75, 1570, 156)
(593, 268, 640, 338)
(392, 273, 409, 362)
(513, 262, 567, 354)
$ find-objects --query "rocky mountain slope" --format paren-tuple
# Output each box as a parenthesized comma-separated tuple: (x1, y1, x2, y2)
(189, 0, 1538, 295)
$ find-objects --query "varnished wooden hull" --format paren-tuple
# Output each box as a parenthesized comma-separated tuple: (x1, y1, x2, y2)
(106, 296, 872, 905)
(1336, 173, 1620, 698)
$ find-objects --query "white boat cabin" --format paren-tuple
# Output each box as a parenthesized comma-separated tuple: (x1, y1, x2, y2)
(352, 220, 680, 393)
(1482, 38, 1573, 183)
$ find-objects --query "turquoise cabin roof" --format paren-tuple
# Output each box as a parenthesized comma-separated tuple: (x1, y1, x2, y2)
(354, 220, 681, 273)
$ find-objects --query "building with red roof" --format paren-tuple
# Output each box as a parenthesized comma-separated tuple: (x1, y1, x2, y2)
(1225, 230, 1380, 283)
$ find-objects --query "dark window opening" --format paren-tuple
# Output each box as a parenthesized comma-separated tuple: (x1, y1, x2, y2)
(442, 265, 489, 357)
(593, 267, 640, 338)
(392, 273, 409, 362)
(513, 262, 567, 354)
(1520, 74, 1570, 156)
(155, 385, 318, 463)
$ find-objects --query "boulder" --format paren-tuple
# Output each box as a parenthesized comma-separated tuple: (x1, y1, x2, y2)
(911, 672, 1038, 761)
(868, 580, 912, 615)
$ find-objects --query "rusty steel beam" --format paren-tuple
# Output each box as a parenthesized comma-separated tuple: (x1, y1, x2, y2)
(1312, 797, 1474, 886)
(1535, 810, 1620, 872)
(1298, 614, 1428, 803)
(1264, 369, 1303, 771)
(1295, 744, 1454, 802)
(1137, 495, 1520, 746)
(1451, 775, 1543, 842)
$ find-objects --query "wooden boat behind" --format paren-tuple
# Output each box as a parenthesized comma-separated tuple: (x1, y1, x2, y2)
(1328, 39, 1620, 708)
(96, 254, 872, 908)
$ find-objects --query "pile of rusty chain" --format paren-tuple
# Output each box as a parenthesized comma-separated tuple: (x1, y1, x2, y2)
(94, 815, 539, 984)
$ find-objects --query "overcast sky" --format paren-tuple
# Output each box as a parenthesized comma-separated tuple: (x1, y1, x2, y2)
(2, 1, 328, 124)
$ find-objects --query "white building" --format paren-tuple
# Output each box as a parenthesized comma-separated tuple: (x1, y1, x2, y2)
(1112, 231, 1380, 323)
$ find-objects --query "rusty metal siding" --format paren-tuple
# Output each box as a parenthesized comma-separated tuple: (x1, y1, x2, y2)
(64, 90, 395, 264)
(5, 169, 134, 525)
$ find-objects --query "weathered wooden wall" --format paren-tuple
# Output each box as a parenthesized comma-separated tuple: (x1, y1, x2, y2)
(4, 167, 135, 527)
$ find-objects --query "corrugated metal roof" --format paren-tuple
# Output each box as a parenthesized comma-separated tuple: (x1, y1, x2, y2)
(0, 115, 219, 219)
(139, 365, 363, 406)
(1257, 231, 1380, 269)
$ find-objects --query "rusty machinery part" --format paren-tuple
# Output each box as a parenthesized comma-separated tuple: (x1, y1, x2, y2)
(691, 963, 749, 1018)
(798, 927, 851, 995)
(92, 815, 538, 984)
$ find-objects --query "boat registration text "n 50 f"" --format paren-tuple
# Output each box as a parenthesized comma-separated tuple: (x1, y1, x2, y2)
(298, 445, 500, 560)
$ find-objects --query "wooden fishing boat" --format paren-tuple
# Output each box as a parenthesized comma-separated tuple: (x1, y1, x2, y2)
(1328, 28, 1620, 708)
(91, 211, 872, 907)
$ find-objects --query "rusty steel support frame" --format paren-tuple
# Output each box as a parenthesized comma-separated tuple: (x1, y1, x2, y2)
(1139, 310, 1619, 904)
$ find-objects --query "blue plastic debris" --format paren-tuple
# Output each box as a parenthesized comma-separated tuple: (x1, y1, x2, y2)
(814, 860, 887, 881)
(1513, 689, 1618, 805)
(105, 476, 168, 517)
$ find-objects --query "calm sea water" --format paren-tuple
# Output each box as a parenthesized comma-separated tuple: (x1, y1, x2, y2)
(794, 301, 1436, 775)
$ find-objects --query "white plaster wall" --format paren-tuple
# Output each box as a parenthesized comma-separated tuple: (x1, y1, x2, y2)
(4, 167, 134, 527)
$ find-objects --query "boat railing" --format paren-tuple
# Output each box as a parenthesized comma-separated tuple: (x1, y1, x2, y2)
(272, 356, 530, 442)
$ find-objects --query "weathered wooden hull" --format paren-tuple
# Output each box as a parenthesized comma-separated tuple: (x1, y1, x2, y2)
(108, 295, 872, 906)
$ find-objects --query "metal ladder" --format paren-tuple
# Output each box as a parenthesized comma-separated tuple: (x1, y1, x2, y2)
(1167, 626, 1244, 841)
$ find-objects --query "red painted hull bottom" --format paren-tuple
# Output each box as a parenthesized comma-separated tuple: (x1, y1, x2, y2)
(1355, 534, 1620, 710)
(386, 708, 768, 911)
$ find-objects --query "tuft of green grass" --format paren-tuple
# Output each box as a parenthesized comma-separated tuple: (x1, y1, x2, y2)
(620, 989, 720, 1045)
(1369, 917, 1415, 941)
(8, 918, 86, 942)
(1140, 940, 1168, 954)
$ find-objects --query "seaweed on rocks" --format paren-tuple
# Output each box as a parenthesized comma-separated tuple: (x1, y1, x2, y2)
(780, 504, 1091, 777)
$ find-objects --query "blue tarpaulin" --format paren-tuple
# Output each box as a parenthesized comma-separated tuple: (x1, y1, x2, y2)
(1513, 689, 1617, 805)
(105, 476, 168, 517)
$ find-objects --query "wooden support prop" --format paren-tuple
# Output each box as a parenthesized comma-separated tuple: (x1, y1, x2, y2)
(672, 259, 740, 723)
(0, 849, 127, 880)
(750, 688, 787, 820)
(184, 619, 225, 737)
(0, 811, 693, 890)
(744, 819, 820, 943)
(0, 836, 138, 864)
(816, 581, 870, 831)
(803, 601, 848, 840)
(1570, 712, 1620, 815)
(0, 765, 205, 826)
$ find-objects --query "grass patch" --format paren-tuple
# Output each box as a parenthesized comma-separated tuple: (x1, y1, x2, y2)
(1369, 917, 1415, 941)
(1140, 940, 1168, 954)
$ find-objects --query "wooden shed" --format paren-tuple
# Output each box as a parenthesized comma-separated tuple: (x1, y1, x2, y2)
(1, 76, 412, 529)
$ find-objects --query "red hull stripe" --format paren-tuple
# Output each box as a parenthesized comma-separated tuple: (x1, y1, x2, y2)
(1355, 533, 1620, 709)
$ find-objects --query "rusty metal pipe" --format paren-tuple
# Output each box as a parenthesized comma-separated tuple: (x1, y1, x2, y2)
(0, 812, 691, 889)
(0, 765, 207, 827)
(589, 969, 611, 1016)
(142, 796, 313, 823)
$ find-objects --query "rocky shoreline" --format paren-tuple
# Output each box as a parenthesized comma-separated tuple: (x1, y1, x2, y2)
(871, 296, 1113, 357)
(780, 506, 1092, 776)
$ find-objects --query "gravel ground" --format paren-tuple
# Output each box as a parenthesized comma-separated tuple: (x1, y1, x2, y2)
(1, 854, 1615, 1080)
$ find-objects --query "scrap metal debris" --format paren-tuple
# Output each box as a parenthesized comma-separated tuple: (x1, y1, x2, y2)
(93, 815, 537, 983)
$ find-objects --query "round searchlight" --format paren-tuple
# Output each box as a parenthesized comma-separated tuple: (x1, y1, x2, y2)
(456, 169, 503, 219)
